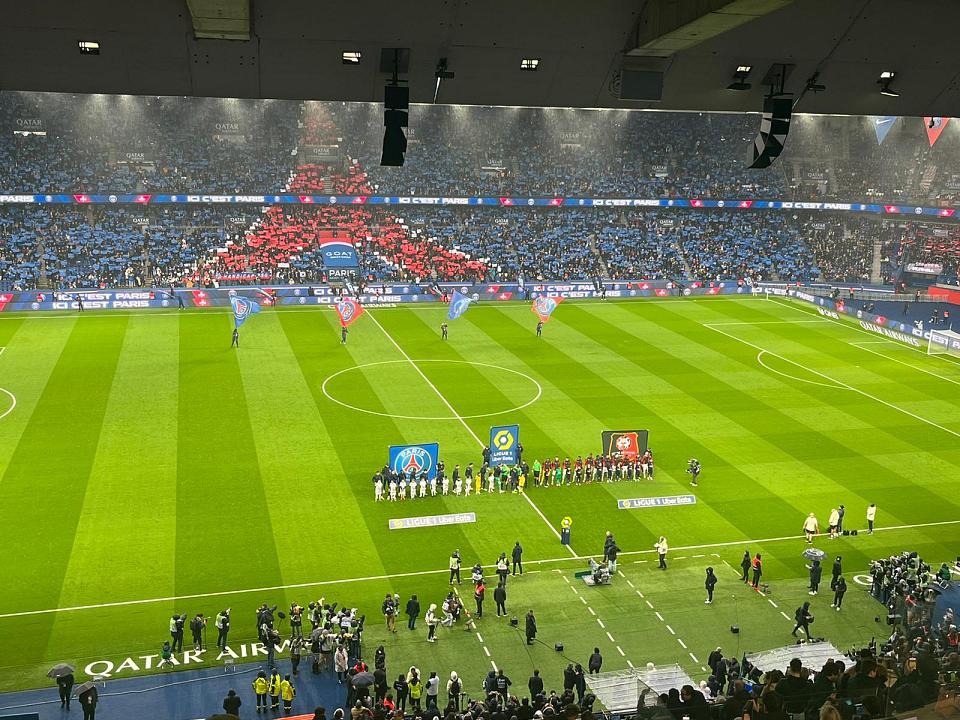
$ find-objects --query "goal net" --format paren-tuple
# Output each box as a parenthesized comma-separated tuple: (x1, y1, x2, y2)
(928, 328, 960, 359)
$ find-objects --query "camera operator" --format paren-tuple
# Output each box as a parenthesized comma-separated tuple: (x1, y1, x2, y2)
(215, 609, 231, 650)
(686, 458, 701, 487)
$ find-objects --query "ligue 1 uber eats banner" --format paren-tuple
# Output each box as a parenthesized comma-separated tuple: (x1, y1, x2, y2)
(489, 424, 520, 465)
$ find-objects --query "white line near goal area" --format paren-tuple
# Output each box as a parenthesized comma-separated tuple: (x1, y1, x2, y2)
(0, 518, 956, 620)
(849, 341, 960, 386)
(363, 310, 575, 555)
(704, 323, 960, 439)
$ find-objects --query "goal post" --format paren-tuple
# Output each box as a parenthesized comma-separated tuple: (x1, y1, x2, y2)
(927, 328, 960, 359)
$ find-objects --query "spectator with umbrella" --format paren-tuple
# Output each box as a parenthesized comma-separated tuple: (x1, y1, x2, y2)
(73, 681, 98, 720)
(47, 663, 74, 709)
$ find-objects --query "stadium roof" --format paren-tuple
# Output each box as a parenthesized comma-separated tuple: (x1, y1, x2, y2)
(0, 0, 957, 117)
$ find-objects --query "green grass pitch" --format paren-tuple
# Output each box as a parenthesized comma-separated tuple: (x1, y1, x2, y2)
(0, 296, 958, 695)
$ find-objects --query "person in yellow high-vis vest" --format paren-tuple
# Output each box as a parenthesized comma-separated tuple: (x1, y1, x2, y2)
(268, 669, 282, 710)
(252, 670, 269, 712)
(280, 674, 296, 713)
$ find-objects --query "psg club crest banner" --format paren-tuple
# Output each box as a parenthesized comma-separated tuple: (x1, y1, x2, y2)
(447, 290, 473, 320)
(924, 117, 950, 147)
(388, 443, 440, 481)
(601, 430, 650, 461)
(489, 424, 520, 466)
(335, 298, 364, 327)
(320, 238, 359, 268)
(230, 295, 261, 327)
(531, 296, 562, 322)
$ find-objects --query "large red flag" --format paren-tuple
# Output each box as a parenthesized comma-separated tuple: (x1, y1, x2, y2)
(924, 117, 950, 146)
(334, 297, 365, 327)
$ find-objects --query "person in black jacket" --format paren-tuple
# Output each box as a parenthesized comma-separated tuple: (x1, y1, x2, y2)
(740, 551, 751, 583)
(525, 610, 537, 645)
(405, 595, 420, 630)
(512, 542, 524, 575)
(832, 576, 848, 610)
(563, 664, 576, 694)
(791, 602, 813, 639)
(56, 672, 74, 709)
(528, 669, 544, 698)
(223, 688, 242, 717)
(705, 567, 718, 604)
(494, 583, 507, 616)
(808, 559, 822, 595)
(79, 684, 98, 720)
(588, 648, 603, 674)
(393, 674, 408, 713)
(831, 556, 843, 591)
(574, 664, 587, 703)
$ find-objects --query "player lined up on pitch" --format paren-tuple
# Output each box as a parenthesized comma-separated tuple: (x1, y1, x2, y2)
(371, 449, 671, 501)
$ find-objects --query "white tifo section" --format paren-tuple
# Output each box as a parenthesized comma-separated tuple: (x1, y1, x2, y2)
(363, 310, 576, 555)
(928, 328, 960, 359)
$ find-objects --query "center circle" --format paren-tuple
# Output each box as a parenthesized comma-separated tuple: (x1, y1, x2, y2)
(321, 360, 542, 421)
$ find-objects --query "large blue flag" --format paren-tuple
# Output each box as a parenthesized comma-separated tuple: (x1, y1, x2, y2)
(874, 116, 897, 145)
(230, 295, 261, 327)
(447, 291, 473, 320)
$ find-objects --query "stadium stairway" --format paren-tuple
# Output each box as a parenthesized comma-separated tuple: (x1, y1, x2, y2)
(0, 660, 344, 720)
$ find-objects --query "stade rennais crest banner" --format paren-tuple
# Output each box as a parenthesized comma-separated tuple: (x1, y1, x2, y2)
(230, 294, 261, 327)
(531, 296, 562, 322)
(319, 238, 359, 267)
(389, 443, 440, 480)
(489, 425, 520, 466)
(601, 430, 650, 461)
(334, 298, 364, 327)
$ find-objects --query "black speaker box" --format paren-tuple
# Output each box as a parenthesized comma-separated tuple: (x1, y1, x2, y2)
(730, 625, 740, 634)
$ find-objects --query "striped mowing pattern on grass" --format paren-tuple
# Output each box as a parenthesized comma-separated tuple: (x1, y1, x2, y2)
(0, 297, 956, 693)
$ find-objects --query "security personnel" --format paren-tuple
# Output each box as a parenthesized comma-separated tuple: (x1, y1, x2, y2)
(281, 674, 296, 713)
(269, 669, 282, 710)
(252, 670, 269, 712)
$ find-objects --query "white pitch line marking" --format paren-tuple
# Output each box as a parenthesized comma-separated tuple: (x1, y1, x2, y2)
(674, 556, 688, 560)
(483, 647, 491, 657)
(850, 341, 960, 385)
(562, 576, 571, 584)
(367, 309, 577, 554)
(606, 631, 616, 643)
(645, 600, 654, 609)
(768, 599, 778, 608)
(617, 646, 626, 656)
(618, 570, 626, 577)
(780, 611, 792, 621)
(597, 618, 606, 629)
(689, 652, 700, 663)
(580, 597, 588, 605)
(476, 633, 484, 643)
(655, 611, 664, 622)
(571, 587, 579, 595)
(693, 554, 705, 558)
(677, 639, 688, 649)
(666, 625, 676, 635)
(707, 321, 960, 439)
(491, 660, 498, 671)
(626, 580, 635, 588)
(705, 319, 829, 326)
(7, 518, 959, 619)
(588, 607, 596, 616)
(627, 660, 635, 668)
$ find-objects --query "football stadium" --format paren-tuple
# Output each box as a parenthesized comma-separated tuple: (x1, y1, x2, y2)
(0, 3, 959, 720)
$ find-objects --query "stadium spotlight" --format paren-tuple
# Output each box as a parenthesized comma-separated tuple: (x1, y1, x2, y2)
(78, 40, 100, 55)
(726, 64, 752, 91)
(342, 51, 362, 65)
(521, 58, 540, 71)
(878, 71, 900, 97)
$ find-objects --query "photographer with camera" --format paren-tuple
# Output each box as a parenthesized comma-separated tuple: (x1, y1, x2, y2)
(215, 609, 231, 651)
(686, 458, 701, 487)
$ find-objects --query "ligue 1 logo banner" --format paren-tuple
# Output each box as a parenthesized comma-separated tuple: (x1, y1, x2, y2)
(389, 443, 440, 480)
(601, 430, 650, 461)
(489, 424, 520, 466)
